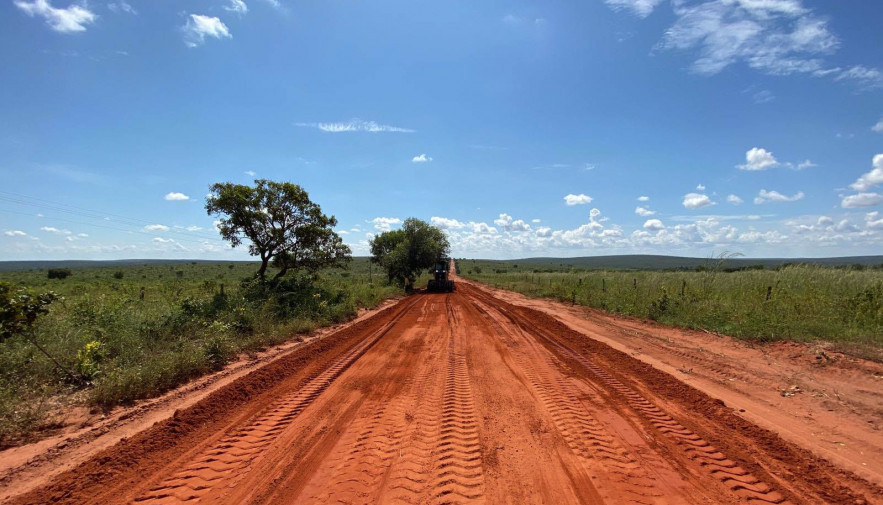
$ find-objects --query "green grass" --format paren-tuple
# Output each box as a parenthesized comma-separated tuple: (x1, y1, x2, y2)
(460, 259, 883, 350)
(0, 259, 401, 447)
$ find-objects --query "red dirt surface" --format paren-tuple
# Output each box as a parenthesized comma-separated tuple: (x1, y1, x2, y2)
(2, 273, 881, 504)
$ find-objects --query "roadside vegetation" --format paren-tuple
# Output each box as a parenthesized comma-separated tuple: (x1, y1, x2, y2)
(0, 259, 399, 448)
(461, 259, 883, 354)
(0, 179, 404, 448)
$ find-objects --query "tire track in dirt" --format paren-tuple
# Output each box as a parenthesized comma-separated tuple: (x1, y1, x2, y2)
(469, 283, 794, 505)
(469, 296, 680, 505)
(131, 296, 422, 504)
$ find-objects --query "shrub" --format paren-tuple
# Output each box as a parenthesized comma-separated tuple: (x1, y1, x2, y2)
(47, 269, 72, 280)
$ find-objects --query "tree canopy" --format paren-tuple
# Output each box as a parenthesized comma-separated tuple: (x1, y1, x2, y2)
(370, 218, 450, 288)
(206, 179, 351, 280)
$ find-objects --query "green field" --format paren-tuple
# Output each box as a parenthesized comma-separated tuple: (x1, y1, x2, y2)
(0, 258, 403, 447)
(459, 259, 883, 355)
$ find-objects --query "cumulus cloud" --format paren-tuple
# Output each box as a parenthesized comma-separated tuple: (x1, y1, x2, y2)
(430, 217, 466, 230)
(564, 193, 593, 206)
(224, 0, 248, 14)
(841, 193, 883, 209)
(182, 14, 231, 48)
(727, 194, 744, 205)
(14, 0, 96, 32)
(144, 224, 170, 232)
(164, 192, 190, 201)
(738, 147, 779, 171)
(40, 226, 71, 235)
(4, 230, 27, 237)
(849, 154, 883, 191)
(696, 184, 706, 191)
(494, 213, 531, 232)
(295, 119, 414, 133)
(873, 119, 883, 133)
(754, 189, 804, 204)
(643, 219, 665, 231)
(796, 160, 817, 170)
(371, 217, 401, 232)
(412, 154, 432, 163)
(682, 193, 715, 209)
(637, 196, 650, 202)
(635, 206, 656, 216)
(866, 212, 883, 230)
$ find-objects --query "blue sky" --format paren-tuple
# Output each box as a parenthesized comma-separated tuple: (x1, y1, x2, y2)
(1, 0, 882, 260)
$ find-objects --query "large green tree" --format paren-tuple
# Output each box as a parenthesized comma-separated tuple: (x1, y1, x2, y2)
(206, 179, 351, 280)
(370, 218, 450, 288)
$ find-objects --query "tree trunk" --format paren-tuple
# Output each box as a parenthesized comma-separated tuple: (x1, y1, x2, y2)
(257, 256, 269, 280)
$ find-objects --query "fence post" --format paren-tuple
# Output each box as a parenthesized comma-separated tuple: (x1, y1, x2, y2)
(766, 285, 772, 301)
(680, 280, 686, 297)
(602, 279, 606, 292)
(633, 278, 637, 289)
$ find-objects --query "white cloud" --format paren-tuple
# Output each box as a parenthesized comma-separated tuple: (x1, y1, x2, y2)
(185, 226, 202, 232)
(682, 193, 715, 209)
(873, 119, 883, 133)
(14, 0, 96, 33)
(153, 237, 174, 243)
(412, 154, 432, 163)
(696, 184, 706, 191)
(107, 1, 135, 14)
(244, 170, 256, 177)
(660, 0, 838, 77)
(866, 212, 883, 230)
(605, 0, 665, 18)
(430, 217, 466, 230)
(144, 224, 170, 232)
(817, 216, 833, 226)
(564, 193, 593, 206)
(849, 154, 883, 192)
(637, 196, 650, 202)
(643, 219, 665, 231)
(295, 119, 414, 133)
(40, 226, 71, 235)
(531, 218, 541, 223)
(371, 217, 401, 232)
(494, 213, 531, 232)
(4, 230, 27, 237)
(834, 66, 883, 89)
(164, 192, 190, 201)
(738, 147, 779, 171)
(182, 14, 231, 48)
(77, 233, 88, 237)
(224, 0, 248, 15)
(752, 89, 775, 103)
(796, 160, 817, 170)
(726, 194, 744, 205)
(635, 206, 656, 216)
(753, 189, 804, 204)
(841, 193, 882, 209)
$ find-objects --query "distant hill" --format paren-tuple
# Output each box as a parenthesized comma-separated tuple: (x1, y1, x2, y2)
(0, 259, 257, 272)
(465, 255, 883, 271)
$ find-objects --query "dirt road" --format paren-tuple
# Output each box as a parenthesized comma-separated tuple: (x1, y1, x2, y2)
(5, 280, 881, 504)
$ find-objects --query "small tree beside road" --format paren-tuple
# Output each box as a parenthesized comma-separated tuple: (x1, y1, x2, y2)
(370, 218, 450, 289)
(206, 179, 351, 281)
